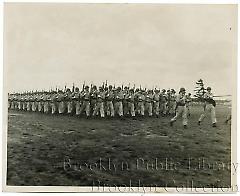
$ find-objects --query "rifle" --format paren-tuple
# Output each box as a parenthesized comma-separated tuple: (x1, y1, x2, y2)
(121, 84, 123, 90)
(105, 80, 108, 88)
(82, 81, 85, 92)
(140, 85, 142, 91)
(90, 83, 93, 91)
(72, 83, 75, 92)
(64, 84, 67, 92)
(102, 82, 105, 88)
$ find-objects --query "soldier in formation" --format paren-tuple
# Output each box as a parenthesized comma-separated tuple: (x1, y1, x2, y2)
(8, 83, 217, 127)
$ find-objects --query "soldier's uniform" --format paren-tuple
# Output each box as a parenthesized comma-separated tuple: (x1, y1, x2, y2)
(169, 89, 177, 115)
(185, 93, 192, 117)
(26, 94, 32, 111)
(125, 89, 135, 117)
(43, 92, 51, 113)
(114, 87, 124, 117)
(198, 87, 217, 127)
(160, 89, 167, 115)
(153, 89, 160, 116)
(122, 87, 129, 115)
(105, 86, 115, 117)
(50, 92, 58, 114)
(32, 93, 38, 112)
(22, 94, 27, 110)
(166, 90, 171, 115)
(8, 94, 12, 109)
(145, 90, 153, 116)
(17, 94, 22, 110)
(80, 86, 91, 117)
(90, 86, 98, 115)
(137, 90, 145, 116)
(170, 88, 188, 128)
(65, 89, 74, 114)
(72, 88, 81, 115)
(38, 93, 45, 112)
(57, 91, 66, 114)
(93, 87, 105, 118)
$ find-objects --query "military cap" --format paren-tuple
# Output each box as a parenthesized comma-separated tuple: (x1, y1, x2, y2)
(179, 87, 186, 92)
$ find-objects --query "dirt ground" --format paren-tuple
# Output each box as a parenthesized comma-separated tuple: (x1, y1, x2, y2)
(6, 105, 231, 188)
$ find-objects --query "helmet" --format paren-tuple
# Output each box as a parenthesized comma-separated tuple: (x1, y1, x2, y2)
(180, 87, 186, 92)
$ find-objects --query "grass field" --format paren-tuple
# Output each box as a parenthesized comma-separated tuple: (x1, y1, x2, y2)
(7, 105, 231, 188)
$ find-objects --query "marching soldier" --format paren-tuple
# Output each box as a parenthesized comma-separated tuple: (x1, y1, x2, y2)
(72, 87, 81, 116)
(90, 85, 98, 115)
(93, 86, 105, 118)
(160, 89, 167, 116)
(38, 92, 44, 112)
(114, 87, 124, 117)
(145, 90, 153, 117)
(122, 86, 129, 115)
(26, 93, 32, 112)
(169, 89, 177, 116)
(50, 91, 58, 114)
(125, 88, 135, 117)
(153, 89, 160, 117)
(43, 92, 51, 113)
(170, 87, 188, 128)
(137, 90, 145, 116)
(22, 94, 27, 111)
(57, 90, 66, 114)
(32, 92, 38, 112)
(79, 86, 91, 117)
(105, 85, 115, 117)
(198, 87, 217, 127)
(166, 89, 171, 115)
(65, 88, 74, 115)
(186, 93, 192, 117)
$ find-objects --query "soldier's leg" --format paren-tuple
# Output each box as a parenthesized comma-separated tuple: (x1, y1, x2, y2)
(44, 102, 48, 113)
(106, 102, 110, 116)
(155, 102, 159, 116)
(51, 103, 56, 114)
(58, 102, 63, 114)
(18, 102, 21, 110)
(79, 101, 86, 115)
(92, 103, 99, 116)
(140, 102, 145, 116)
(171, 106, 183, 122)
(182, 106, 188, 126)
(163, 103, 167, 115)
(110, 102, 114, 117)
(129, 103, 135, 117)
(38, 102, 42, 112)
(118, 102, 123, 116)
(67, 102, 71, 114)
(198, 105, 209, 123)
(210, 105, 217, 124)
(99, 102, 105, 118)
(85, 102, 90, 117)
(75, 101, 81, 115)
(145, 103, 149, 116)
(149, 103, 153, 116)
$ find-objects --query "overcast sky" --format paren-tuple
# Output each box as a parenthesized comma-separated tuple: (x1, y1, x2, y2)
(4, 3, 237, 95)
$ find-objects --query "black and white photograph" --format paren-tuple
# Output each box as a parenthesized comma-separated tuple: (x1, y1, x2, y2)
(2, 2, 238, 193)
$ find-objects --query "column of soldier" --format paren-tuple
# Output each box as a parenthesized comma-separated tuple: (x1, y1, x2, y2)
(8, 83, 192, 122)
